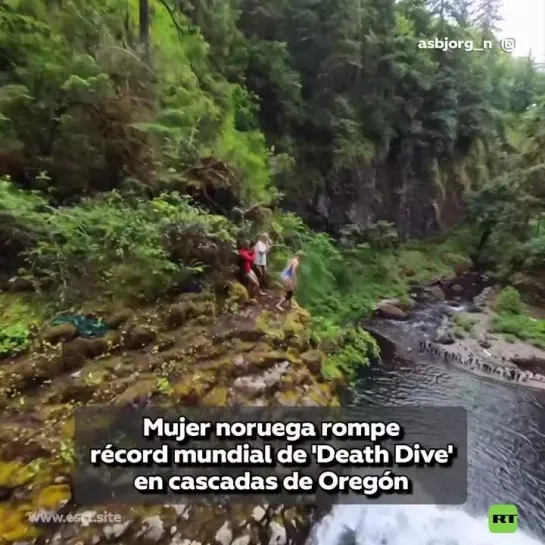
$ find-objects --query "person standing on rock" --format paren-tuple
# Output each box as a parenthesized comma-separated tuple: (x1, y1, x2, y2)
(254, 232, 272, 289)
(276, 252, 303, 311)
(239, 240, 266, 296)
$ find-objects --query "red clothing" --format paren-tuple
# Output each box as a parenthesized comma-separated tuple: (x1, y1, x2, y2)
(239, 249, 255, 273)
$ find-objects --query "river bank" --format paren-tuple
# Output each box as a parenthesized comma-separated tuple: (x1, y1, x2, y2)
(371, 271, 545, 390)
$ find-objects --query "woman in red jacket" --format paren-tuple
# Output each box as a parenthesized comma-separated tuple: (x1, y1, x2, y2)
(239, 240, 265, 296)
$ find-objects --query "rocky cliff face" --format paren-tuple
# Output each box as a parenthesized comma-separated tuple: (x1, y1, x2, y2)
(286, 140, 475, 239)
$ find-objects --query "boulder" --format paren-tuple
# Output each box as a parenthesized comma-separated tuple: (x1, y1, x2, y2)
(233, 376, 267, 398)
(114, 378, 157, 406)
(61, 338, 89, 370)
(434, 328, 455, 345)
(164, 304, 188, 330)
(124, 326, 156, 350)
(85, 337, 110, 358)
(42, 323, 78, 345)
(427, 286, 446, 300)
(155, 334, 176, 352)
(301, 350, 323, 375)
(104, 309, 132, 329)
(377, 302, 408, 320)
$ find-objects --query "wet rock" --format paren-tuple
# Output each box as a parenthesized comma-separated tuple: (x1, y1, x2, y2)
(451, 284, 463, 292)
(376, 302, 408, 320)
(301, 350, 323, 375)
(104, 309, 132, 329)
(124, 325, 156, 350)
(427, 286, 446, 300)
(434, 328, 455, 345)
(42, 323, 78, 345)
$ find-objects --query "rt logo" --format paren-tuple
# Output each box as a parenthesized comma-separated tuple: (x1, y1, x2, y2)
(488, 504, 519, 533)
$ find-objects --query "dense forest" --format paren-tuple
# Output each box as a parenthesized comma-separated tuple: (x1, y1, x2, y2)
(1, 0, 545, 360)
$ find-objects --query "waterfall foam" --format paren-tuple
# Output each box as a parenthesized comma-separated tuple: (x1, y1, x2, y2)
(309, 504, 543, 545)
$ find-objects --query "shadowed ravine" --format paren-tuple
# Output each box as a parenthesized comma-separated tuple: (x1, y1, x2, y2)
(310, 278, 545, 545)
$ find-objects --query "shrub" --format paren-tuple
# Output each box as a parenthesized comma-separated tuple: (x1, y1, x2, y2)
(494, 286, 524, 315)
(0, 180, 238, 303)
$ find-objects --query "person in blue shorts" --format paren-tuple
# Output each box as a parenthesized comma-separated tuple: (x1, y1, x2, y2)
(276, 252, 303, 311)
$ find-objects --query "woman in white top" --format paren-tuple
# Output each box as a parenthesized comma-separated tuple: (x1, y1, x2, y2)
(254, 233, 272, 289)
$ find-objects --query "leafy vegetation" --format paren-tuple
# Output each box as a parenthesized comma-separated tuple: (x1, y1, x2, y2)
(0, 0, 545, 368)
(454, 314, 478, 333)
(490, 287, 545, 348)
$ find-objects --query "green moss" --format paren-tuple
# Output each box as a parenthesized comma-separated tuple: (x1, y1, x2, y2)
(490, 313, 545, 346)
(454, 314, 478, 333)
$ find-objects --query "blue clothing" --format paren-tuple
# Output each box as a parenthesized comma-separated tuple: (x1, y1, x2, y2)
(281, 263, 294, 280)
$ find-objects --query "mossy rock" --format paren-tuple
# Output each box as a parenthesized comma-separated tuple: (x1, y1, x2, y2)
(114, 378, 157, 406)
(103, 308, 132, 329)
(301, 350, 324, 375)
(104, 329, 122, 351)
(85, 337, 110, 358)
(273, 389, 302, 406)
(164, 301, 216, 330)
(44, 380, 97, 404)
(0, 424, 52, 462)
(201, 385, 229, 407)
(35, 483, 71, 510)
(171, 373, 215, 405)
(123, 325, 157, 350)
(227, 282, 249, 304)
(155, 334, 176, 352)
(17, 353, 64, 382)
(243, 350, 293, 370)
(41, 323, 78, 345)
(0, 461, 35, 488)
(61, 338, 89, 371)
(0, 506, 41, 542)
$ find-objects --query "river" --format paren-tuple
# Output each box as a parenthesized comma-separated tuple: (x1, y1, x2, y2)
(310, 283, 545, 545)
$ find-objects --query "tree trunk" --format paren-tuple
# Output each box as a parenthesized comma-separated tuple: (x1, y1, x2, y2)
(139, 0, 150, 62)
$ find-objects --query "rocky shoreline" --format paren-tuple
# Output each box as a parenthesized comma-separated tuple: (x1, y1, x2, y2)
(373, 272, 545, 389)
(0, 284, 338, 545)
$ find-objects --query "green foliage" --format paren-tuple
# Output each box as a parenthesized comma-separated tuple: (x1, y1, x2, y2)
(490, 314, 545, 347)
(0, 178, 237, 303)
(453, 314, 478, 333)
(494, 287, 524, 315)
(0, 322, 31, 357)
(322, 327, 380, 381)
(488, 286, 545, 347)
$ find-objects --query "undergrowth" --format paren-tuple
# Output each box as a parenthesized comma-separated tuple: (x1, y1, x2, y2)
(491, 287, 545, 348)
(269, 213, 474, 378)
